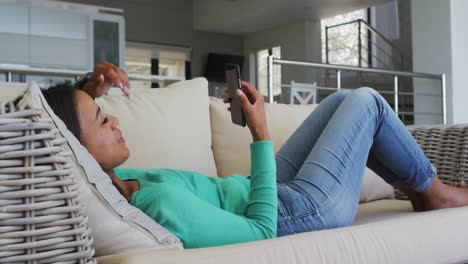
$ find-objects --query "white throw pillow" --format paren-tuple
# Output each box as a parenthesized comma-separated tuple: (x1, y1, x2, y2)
(17, 81, 183, 257)
(209, 97, 317, 176)
(209, 97, 394, 203)
(96, 78, 217, 176)
(0, 82, 28, 101)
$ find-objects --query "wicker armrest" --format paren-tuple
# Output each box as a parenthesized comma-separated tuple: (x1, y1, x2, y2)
(395, 123, 468, 199)
(0, 102, 95, 262)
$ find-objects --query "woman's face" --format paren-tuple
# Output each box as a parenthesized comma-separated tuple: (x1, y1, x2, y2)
(75, 90, 130, 172)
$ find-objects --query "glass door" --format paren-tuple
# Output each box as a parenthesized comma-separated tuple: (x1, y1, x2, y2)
(90, 13, 125, 68)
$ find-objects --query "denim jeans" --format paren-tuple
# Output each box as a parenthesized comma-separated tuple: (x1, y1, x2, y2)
(274, 87, 437, 237)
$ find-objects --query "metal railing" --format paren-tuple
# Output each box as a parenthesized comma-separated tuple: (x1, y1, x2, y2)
(0, 64, 185, 84)
(325, 19, 404, 71)
(266, 56, 447, 124)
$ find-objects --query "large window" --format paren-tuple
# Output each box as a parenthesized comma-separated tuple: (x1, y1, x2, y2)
(321, 9, 367, 66)
(255, 46, 281, 99)
(125, 42, 190, 88)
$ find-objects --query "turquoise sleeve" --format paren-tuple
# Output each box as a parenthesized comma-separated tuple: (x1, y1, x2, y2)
(244, 140, 278, 238)
(134, 140, 277, 248)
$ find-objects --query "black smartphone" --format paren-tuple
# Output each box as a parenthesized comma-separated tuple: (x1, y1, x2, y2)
(225, 64, 246, 127)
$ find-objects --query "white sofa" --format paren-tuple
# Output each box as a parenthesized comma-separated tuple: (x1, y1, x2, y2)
(1, 78, 468, 263)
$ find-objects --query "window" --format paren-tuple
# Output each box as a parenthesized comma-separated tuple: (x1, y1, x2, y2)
(125, 42, 191, 88)
(255, 46, 281, 99)
(94, 20, 120, 66)
(321, 9, 368, 66)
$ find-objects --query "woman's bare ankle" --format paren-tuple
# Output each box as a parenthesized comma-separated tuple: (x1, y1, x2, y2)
(419, 177, 468, 210)
(399, 187, 425, 212)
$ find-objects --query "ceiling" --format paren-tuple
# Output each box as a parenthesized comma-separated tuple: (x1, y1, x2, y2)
(193, 0, 389, 35)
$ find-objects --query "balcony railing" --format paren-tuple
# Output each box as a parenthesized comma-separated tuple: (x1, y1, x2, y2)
(266, 55, 447, 125)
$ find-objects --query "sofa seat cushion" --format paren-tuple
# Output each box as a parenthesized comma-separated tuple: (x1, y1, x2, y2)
(209, 97, 394, 203)
(353, 199, 413, 225)
(96, 78, 217, 176)
(97, 200, 468, 264)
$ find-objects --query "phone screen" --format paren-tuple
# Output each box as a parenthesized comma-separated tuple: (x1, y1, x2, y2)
(225, 64, 246, 127)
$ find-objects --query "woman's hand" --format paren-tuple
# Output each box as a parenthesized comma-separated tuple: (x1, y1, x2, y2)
(81, 61, 130, 98)
(223, 81, 270, 142)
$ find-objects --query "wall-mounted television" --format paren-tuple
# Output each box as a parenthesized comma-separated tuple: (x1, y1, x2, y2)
(204, 53, 244, 82)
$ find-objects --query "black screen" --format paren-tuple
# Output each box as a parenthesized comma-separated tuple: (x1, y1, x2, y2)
(204, 53, 244, 82)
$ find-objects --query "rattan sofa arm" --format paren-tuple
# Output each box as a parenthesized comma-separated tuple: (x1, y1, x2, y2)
(395, 123, 468, 199)
(0, 104, 95, 263)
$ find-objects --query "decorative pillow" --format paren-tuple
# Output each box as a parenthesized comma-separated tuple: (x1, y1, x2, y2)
(209, 97, 394, 203)
(209, 97, 317, 176)
(96, 78, 217, 176)
(17, 81, 183, 257)
(0, 82, 28, 101)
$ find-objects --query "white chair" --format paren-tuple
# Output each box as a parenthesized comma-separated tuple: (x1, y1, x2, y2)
(290, 81, 317, 105)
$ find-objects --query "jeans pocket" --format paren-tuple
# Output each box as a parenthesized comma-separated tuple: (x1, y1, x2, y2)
(277, 194, 287, 220)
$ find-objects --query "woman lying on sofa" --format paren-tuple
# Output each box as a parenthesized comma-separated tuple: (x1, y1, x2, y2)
(42, 62, 468, 248)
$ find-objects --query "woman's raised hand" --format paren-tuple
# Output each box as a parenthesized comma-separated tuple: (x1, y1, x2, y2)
(81, 61, 130, 98)
(223, 81, 270, 142)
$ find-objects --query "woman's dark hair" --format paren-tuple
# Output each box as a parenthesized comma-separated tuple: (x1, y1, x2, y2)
(40, 83, 129, 195)
(42, 83, 83, 143)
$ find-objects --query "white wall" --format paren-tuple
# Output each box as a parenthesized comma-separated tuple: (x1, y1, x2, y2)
(243, 20, 322, 103)
(411, 0, 451, 124)
(61, 0, 244, 78)
(305, 20, 323, 82)
(371, 1, 399, 69)
(412, 0, 468, 125)
(450, 0, 468, 124)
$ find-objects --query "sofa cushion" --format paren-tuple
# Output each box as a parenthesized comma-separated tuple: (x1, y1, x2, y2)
(0, 82, 28, 101)
(209, 97, 394, 203)
(210, 97, 317, 176)
(17, 81, 183, 257)
(96, 78, 217, 176)
(353, 198, 413, 225)
(97, 200, 468, 264)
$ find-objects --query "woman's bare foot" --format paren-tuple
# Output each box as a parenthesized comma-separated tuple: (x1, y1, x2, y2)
(399, 187, 426, 212)
(417, 177, 468, 211)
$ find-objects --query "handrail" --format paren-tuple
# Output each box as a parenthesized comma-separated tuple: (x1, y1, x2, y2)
(360, 45, 393, 70)
(279, 84, 442, 117)
(357, 19, 402, 58)
(361, 33, 395, 59)
(326, 20, 360, 30)
(279, 84, 441, 97)
(0, 64, 185, 82)
(325, 19, 403, 71)
(326, 19, 402, 59)
(266, 56, 447, 125)
(273, 58, 440, 79)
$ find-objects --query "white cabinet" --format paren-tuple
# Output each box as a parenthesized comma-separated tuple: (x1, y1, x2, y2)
(29, 7, 89, 69)
(90, 14, 125, 68)
(30, 7, 87, 40)
(0, 4, 29, 64)
(30, 36, 89, 69)
(0, 4, 29, 34)
(0, 2, 125, 70)
(0, 33, 29, 64)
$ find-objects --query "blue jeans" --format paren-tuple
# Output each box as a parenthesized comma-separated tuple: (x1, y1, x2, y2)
(274, 87, 437, 237)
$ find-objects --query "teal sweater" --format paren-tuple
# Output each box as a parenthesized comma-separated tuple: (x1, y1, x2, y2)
(114, 140, 277, 248)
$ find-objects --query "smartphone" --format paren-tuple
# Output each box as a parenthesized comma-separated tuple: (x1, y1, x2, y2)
(225, 64, 246, 127)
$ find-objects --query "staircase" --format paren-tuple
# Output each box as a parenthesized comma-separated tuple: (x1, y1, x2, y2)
(323, 19, 414, 124)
